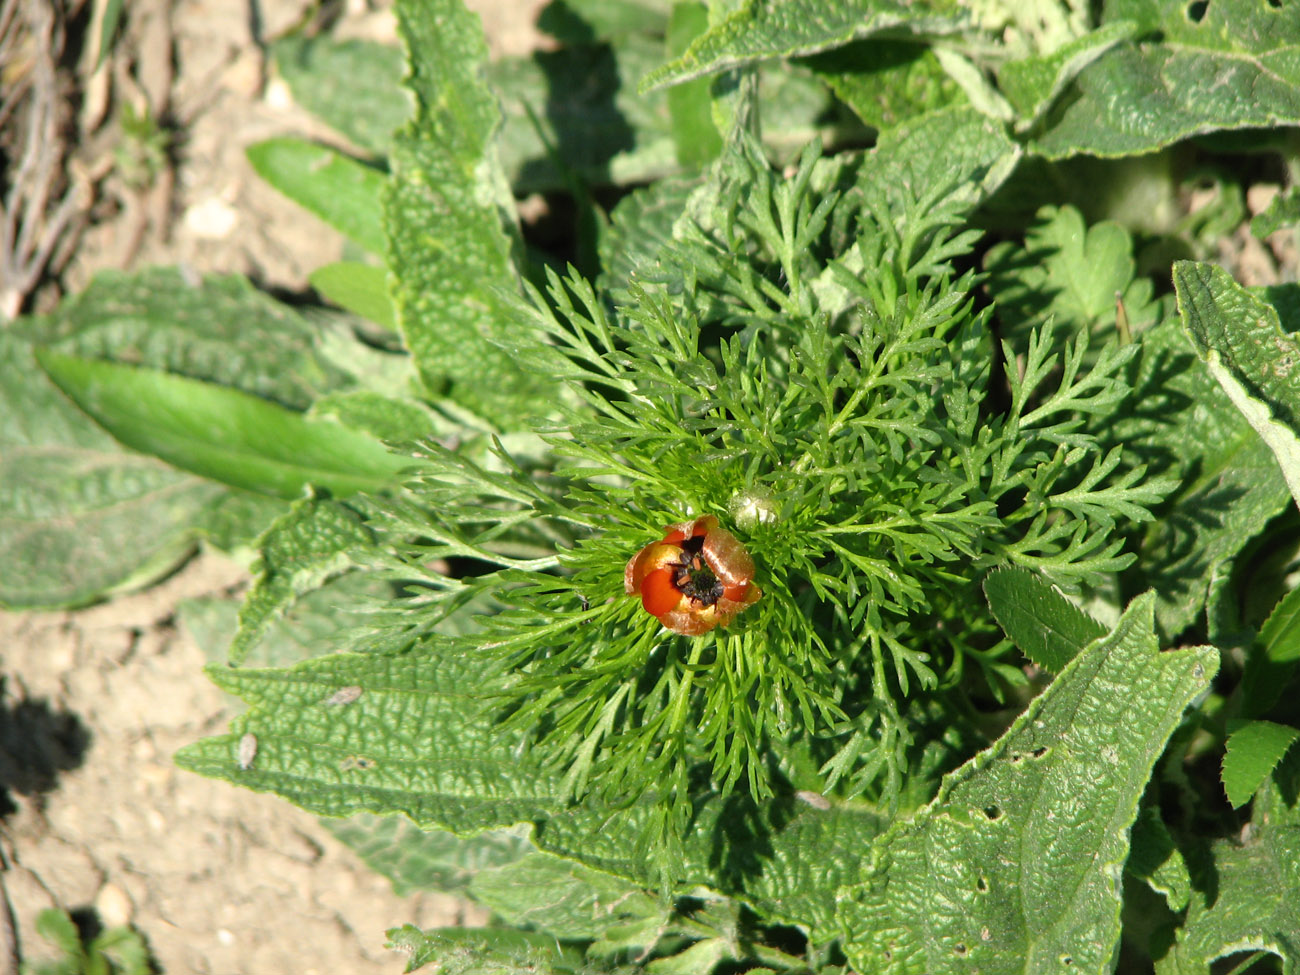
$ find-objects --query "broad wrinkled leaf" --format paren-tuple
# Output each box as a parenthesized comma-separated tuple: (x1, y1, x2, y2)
(640, 0, 969, 92)
(1176, 260, 1300, 510)
(324, 815, 530, 896)
(16, 266, 352, 410)
(385, 0, 561, 422)
(1159, 769, 1300, 974)
(1127, 806, 1192, 913)
(246, 137, 387, 254)
(1114, 316, 1291, 636)
(1031, 2, 1300, 158)
(858, 105, 1019, 211)
(983, 566, 1106, 674)
(229, 499, 375, 665)
(998, 21, 1137, 132)
(0, 334, 222, 608)
(803, 39, 963, 130)
(386, 925, 586, 975)
(469, 852, 667, 943)
(36, 351, 412, 500)
(836, 593, 1217, 973)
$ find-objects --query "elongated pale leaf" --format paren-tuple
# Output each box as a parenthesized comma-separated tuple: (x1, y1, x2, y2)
(1222, 720, 1300, 809)
(247, 137, 387, 254)
(36, 351, 411, 499)
(836, 592, 1217, 973)
(309, 262, 396, 330)
(983, 566, 1106, 674)
(641, 0, 969, 92)
(0, 334, 223, 608)
(385, 0, 560, 423)
(1176, 261, 1300, 509)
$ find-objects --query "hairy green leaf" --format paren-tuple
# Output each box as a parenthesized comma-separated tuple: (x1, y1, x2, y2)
(1159, 801, 1300, 973)
(246, 137, 387, 254)
(385, 0, 561, 421)
(229, 499, 374, 664)
(1032, 15, 1300, 158)
(641, 0, 969, 92)
(803, 40, 963, 130)
(36, 351, 411, 500)
(983, 566, 1106, 674)
(1127, 806, 1192, 913)
(1117, 317, 1291, 636)
(998, 21, 1138, 133)
(836, 593, 1217, 973)
(469, 852, 666, 943)
(1177, 260, 1300, 510)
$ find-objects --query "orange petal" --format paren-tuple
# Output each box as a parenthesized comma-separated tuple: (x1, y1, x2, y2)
(703, 526, 755, 588)
(625, 541, 683, 593)
(640, 568, 682, 616)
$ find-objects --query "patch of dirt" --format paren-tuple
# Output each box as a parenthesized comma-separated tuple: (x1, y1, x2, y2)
(2, 1, 545, 971)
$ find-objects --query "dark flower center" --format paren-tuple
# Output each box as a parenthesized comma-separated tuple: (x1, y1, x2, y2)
(674, 537, 723, 606)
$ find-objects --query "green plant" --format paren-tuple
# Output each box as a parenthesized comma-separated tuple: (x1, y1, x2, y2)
(23, 908, 153, 975)
(8, 0, 1300, 972)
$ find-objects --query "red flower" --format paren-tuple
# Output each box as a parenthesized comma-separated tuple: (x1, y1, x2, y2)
(624, 515, 762, 635)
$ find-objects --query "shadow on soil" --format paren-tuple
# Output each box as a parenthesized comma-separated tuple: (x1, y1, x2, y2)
(0, 677, 91, 817)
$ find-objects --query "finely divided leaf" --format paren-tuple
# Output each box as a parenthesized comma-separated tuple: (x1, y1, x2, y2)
(984, 566, 1106, 674)
(835, 592, 1217, 973)
(385, 0, 559, 422)
(1176, 260, 1300, 509)
(1222, 720, 1300, 809)
(641, 0, 969, 92)
(36, 351, 411, 500)
(246, 137, 387, 254)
